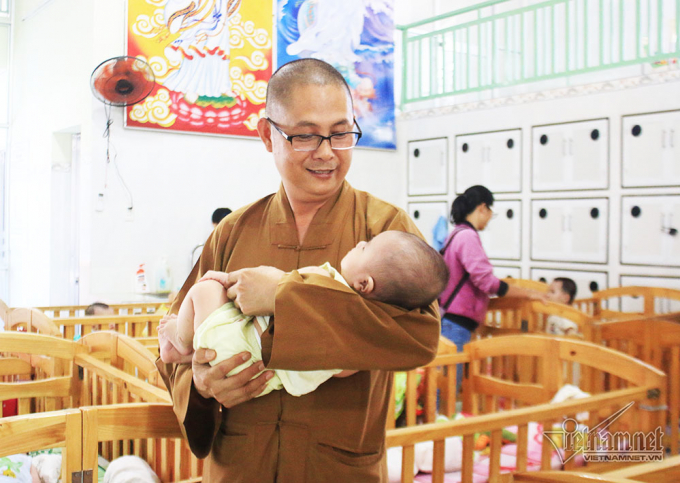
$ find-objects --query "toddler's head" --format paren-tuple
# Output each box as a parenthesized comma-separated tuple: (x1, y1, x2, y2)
(340, 231, 449, 310)
(547, 277, 576, 305)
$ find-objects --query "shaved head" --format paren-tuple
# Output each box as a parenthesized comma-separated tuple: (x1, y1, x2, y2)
(266, 59, 353, 118)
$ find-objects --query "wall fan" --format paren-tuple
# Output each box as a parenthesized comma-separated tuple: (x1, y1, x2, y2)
(89, 56, 156, 215)
(90, 56, 155, 107)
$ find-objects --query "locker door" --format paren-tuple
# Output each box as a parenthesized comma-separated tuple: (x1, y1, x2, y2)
(664, 196, 680, 265)
(479, 200, 521, 260)
(620, 275, 680, 313)
(494, 266, 521, 279)
(456, 134, 486, 194)
(531, 201, 567, 261)
(408, 138, 448, 196)
(570, 120, 608, 189)
(533, 125, 568, 191)
(621, 196, 675, 266)
(622, 113, 668, 187)
(667, 114, 680, 183)
(486, 130, 521, 193)
(532, 268, 608, 300)
(408, 201, 449, 247)
(568, 199, 608, 263)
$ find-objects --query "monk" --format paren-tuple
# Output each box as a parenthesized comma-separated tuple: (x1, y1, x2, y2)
(156, 58, 441, 482)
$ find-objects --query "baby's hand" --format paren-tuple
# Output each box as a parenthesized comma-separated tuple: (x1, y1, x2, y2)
(298, 266, 331, 278)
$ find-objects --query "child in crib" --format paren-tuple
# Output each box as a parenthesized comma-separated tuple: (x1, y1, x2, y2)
(545, 277, 579, 336)
(158, 230, 449, 397)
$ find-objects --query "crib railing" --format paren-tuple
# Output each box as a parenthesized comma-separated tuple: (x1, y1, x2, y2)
(387, 335, 667, 482)
(513, 454, 680, 481)
(37, 302, 164, 318)
(593, 316, 680, 455)
(575, 286, 680, 319)
(0, 332, 169, 417)
(0, 409, 83, 483)
(0, 404, 200, 483)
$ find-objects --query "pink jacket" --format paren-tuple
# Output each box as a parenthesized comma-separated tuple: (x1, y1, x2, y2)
(438, 224, 501, 325)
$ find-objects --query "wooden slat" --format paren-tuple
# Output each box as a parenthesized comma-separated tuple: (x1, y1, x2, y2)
(386, 387, 651, 448)
(473, 374, 549, 405)
(75, 354, 170, 403)
(0, 357, 32, 377)
(0, 376, 72, 399)
(0, 332, 87, 358)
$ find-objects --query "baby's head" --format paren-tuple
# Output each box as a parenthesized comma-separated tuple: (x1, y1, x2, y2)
(340, 231, 449, 310)
(547, 277, 577, 305)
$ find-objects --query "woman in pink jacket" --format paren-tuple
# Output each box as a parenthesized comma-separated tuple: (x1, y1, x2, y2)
(439, 186, 545, 388)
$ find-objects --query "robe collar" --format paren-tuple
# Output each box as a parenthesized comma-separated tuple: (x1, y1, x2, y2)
(270, 181, 353, 250)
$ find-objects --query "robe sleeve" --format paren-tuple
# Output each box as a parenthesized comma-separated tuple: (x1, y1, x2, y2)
(260, 211, 441, 372)
(154, 224, 227, 457)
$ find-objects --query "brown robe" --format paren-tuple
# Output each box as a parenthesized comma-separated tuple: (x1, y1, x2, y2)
(156, 181, 440, 482)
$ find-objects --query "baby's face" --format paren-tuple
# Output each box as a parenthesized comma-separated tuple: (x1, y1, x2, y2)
(340, 232, 395, 287)
(547, 281, 570, 304)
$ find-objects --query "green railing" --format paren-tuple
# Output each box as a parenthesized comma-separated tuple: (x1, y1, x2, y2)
(399, 0, 680, 104)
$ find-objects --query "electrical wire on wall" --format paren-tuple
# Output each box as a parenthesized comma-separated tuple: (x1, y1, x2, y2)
(89, 56, 156, 215)
(102, 102, 134, 213)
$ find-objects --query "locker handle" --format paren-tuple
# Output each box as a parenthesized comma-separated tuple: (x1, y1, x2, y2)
(671, 129, 675, 148)
(569, 138, 573, 156)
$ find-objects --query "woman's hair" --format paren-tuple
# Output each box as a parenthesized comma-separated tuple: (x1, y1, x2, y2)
(450, 185, 494, 224)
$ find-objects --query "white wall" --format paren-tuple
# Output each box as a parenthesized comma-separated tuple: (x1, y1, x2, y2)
(399, 78, 680, 291)
(7, 0, 399, 306)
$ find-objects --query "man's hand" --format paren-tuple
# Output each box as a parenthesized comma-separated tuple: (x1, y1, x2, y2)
(192, 348, 274, 409)
(199, 267, 286, 315)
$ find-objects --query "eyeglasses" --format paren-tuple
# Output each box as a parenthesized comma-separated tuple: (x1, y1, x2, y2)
(266, 118, 362, 152)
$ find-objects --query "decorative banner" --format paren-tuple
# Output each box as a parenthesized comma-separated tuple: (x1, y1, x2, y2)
(277, 0, 396, 150)
(126, 0, 272, 136)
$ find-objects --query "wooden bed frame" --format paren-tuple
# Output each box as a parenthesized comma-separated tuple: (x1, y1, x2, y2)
(385, 335, 667, 483)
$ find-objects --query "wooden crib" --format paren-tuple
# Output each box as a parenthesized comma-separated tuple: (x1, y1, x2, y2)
(0, 332, 169, 415)
(513, 454, 680, 482)
(0, 403, 200, 483)
(575, 286, 680, 320)
(0, 331, 202, 482)
(4, 307, 163, 343)
(385, 335, 667, 483)
(37, 301, 165, 318)
(592, 315, 680, 455)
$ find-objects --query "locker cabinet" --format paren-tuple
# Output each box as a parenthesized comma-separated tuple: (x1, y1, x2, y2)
(408, 201, 449, 247)
(532, 119, 609, 191)
(493, 266, 521, 279)
(531, 268, 608, 300)
(531, 198, 608, 263)
(479, 200, 522, 260)
(456, 130, 521, 194)
(407, 138, 448, 196)
(621, 195, 680, 267)
(622, 110, 680, 187)
(619, 275, 680, 313)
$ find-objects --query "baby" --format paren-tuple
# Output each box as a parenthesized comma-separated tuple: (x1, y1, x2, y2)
(545, 277, 579, 336)
(158, 230, 449, 397)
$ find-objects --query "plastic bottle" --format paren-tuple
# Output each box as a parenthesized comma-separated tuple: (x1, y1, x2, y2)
(157, 258, 172, 293)
(135, 264, 149, 293)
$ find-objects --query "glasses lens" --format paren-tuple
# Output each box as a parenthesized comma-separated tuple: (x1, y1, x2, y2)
(291, 135, 323, 152)
(330, 132, 359, 149)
